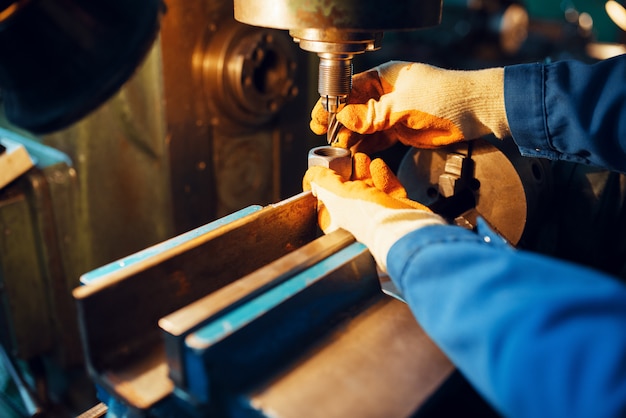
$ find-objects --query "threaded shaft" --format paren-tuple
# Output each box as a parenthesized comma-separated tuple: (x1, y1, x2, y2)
(318, 57, 352, 112)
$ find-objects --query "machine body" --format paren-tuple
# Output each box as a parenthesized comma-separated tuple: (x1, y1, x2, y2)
(74, 192, 455, 417)
(233, 0, 443, 143)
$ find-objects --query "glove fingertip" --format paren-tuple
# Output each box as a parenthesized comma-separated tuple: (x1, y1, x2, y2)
(352, 153, 372, 181)
(310, 120, 328, 135)
(334, 128, 360, 151)
(370, 158, 403, 195)
(303, 166, 327, 192)
(337, 104, 369, 133)
(310, 100, 330, 134)
(317, 206, 335, 233)
(348, 131, 396, 157)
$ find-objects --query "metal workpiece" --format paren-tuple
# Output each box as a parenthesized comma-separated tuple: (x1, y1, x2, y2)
(73, 192, 318, 409)
(308, 146, 352, 179)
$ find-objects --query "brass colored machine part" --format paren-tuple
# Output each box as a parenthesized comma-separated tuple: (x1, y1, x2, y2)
(200, 20, 299, 127)
(397, 138, 551, 246)
(159, 0, 313, 230)
(233, 0, 443, 143)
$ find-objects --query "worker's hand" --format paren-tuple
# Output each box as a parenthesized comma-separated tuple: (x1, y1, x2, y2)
(310, 61, 511, 154)
(303, 153, 446, 271)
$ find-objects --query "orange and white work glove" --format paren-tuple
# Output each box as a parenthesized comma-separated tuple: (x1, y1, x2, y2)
(310, 61, 511, 154)
(303, 153, 446, 271)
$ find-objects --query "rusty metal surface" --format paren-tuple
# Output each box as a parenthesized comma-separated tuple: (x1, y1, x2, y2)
(160, 0, 219, 232)
(101, 347, 170, 410)
(73, 192, 317, 409)
(248, 296, 454, 418)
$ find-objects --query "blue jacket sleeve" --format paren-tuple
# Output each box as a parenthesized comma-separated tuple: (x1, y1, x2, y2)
(505, 54, 626, 173)
(386, 222, 626, 418)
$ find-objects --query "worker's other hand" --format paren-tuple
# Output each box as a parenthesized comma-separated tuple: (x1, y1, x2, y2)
(310, 61, 511, 154)
(303, 153, 446, 271)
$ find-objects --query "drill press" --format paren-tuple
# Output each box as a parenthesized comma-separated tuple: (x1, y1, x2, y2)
(233, 0, 442, 144)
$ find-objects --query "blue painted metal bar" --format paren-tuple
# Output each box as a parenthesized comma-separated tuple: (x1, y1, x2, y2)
(160, 229, 355, 389)
(80, 205, 262, 285)
(190, 243, 368, 347)
(0, 126, 72, 168)
(180, 241, 380, 406)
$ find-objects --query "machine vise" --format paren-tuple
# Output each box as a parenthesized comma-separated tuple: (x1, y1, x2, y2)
(73, 191, 453, 417)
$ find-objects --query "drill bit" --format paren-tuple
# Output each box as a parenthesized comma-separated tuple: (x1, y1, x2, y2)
(327, 112, 341, 145)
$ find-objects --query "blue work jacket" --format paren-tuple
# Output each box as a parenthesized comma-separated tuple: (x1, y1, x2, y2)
(387, 54, 626, 418)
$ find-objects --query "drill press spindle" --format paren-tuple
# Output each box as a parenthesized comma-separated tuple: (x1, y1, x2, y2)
(233, 0, 443, 146)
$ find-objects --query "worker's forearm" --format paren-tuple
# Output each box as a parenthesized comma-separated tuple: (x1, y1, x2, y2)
(505, 55, 626, 173)
(386, 222, 626, 418)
